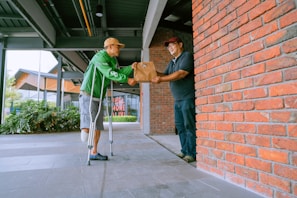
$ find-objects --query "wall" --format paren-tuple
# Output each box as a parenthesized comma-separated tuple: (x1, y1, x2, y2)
(192, 0, 297, 197)
(149, 27, 193, 134)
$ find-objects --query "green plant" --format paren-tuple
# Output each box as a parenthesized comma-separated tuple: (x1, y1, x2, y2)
(0, 100, 80, 134)
(104, 115, 137, 122)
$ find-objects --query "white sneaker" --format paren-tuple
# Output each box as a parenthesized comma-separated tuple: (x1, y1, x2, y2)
(81, 130, 88, 142)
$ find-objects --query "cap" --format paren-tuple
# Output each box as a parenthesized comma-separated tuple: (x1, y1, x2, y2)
(164, 36, 182, 47)
(104, 37, 125, 48)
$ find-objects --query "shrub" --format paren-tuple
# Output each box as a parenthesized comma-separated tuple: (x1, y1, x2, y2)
(104, 115, 137, 122)
(0, 100, 80, 134)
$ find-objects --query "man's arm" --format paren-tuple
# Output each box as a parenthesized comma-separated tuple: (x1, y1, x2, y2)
(152, 70, 189, 83)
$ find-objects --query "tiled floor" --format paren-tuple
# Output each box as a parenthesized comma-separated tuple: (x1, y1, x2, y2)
(0, 122, 264, 198)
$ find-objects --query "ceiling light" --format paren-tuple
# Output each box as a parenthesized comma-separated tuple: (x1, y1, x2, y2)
(96, 5, 103, 17)
(164, 14, 180, 22)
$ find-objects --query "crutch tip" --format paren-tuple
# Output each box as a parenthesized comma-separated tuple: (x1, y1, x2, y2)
(87, 161, 91, 166)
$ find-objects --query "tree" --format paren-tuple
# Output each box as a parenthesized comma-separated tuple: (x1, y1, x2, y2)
(5, 75, 22, 112)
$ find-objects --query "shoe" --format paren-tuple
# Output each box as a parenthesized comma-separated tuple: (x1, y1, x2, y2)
(90, 153, 108, 161)
(177, 152, 185, 158)
(183, 155, 195, 163)
(81, 130, 88, 142)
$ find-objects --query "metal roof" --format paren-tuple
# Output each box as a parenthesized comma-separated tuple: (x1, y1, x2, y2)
(0, 0, 192, 93)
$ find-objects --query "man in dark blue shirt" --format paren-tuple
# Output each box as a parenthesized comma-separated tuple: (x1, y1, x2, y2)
(152, 36, 196, 163)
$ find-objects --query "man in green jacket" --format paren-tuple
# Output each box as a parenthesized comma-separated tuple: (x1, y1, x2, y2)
(79, 37, 137, 160)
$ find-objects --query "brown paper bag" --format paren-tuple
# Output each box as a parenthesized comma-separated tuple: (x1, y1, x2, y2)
(134, 62, 157, 82)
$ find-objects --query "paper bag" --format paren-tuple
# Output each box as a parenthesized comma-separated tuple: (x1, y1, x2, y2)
(134, 62, 157, 82)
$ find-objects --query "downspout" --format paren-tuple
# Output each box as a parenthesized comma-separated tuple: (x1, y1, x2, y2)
(79, 0, 92, 36)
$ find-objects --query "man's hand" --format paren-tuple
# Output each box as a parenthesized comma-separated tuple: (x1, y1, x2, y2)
(128, 78, 137, 86)
(131, 62, 138, 70)
(151, 76, 161, 83)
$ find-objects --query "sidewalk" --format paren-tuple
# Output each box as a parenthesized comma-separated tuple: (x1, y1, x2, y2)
(0, 122, 264, 198)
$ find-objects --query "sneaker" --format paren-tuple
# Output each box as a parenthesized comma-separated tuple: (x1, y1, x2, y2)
(81, 130, 88, 142)
(183, 155, 195, 163)
(177, 152, 185, 158)
(90, 153, 108, 161)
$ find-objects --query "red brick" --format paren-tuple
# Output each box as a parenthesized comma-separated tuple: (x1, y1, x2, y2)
(266, 56, 297, 72)
(235, 145, 257, 156)
(221, 31, 238, 45)
(274, 163, 297, 180)
(196, 113, 208, 121)
(246, 134, 271, 147)
(215, 83, 232, 93)
(216, 103, 232, 112)
(229, 14, 249, 33)
(293, 153, 297, 166)
(224, 71, 241, 82)
(201, 104, 216, 113)
(208, 76, 222, 86)
(250, 21, 278, 41)
(226, 153, 244, 165)
(263, 0, 296, 23)
(218, 10, 236, 28)
(211, 148, 224, 159)
(242, 63, 265, 77)
(246, 157, 271, 172)
(229, 33, 250, 51)
(254, 45, 281, 63)
(259, 148, 288, 163)
(284, 67, 297, 81)
(245, 112, 269, 122)
(288, 125, 297, 137)
(244, 88, 267, 99)
(198, 139, 216, 148)
(225, 172, 245, 186)
(258, 124, 286, 136)
(254, 71, 283, 86)
(233, 101, 254, 111)
(271, 112, 296, 123)
(208, 95, 223, 104)
(230, 56, 252, 70)
(280, 9, 297, 28)
(226, 0, 246, 13)
(282, 37, 297, 53)
(216, 122, 233, 131)
(225, 112, 244, 122)
(225, 133, 245, 143)
(197, 130, 209, 138)
(239, 17, 262, 36)
(246, 180, 273, 197)
(255, 98, 284, 110)
(204, 23, 219, 37)
(260, 173, 290, 192)
(204, 156, 217, 166)
(249, 0, 277, 20)
(224, 91, 242, 102)
(235, 166, 258, 180)
(209, 131, 225, 140)
(240, 40, 264, 57)
(272, 138, 297, 152)
(270, 82, 297, 96)
(233, 78, 253, 90)
(220, 52, 239, 65)
(234, 123, 256, 133)
(216, 141, 233, 151)
(237, 0, 260, 16)
(285, 96, 297, 108)
(217, 160, 234, 173)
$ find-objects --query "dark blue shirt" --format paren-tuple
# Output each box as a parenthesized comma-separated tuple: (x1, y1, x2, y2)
(164, 51, 195, 101)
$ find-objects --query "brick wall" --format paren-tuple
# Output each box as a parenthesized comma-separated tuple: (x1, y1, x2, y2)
(149, 28, 193, 134)
(192, 0, 297, 197)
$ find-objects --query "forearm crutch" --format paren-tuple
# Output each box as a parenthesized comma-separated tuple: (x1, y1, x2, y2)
(106, 81, 114, 156)
(87, 66, 105, 166)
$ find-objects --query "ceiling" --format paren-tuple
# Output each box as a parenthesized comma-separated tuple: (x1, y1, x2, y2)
(0, 0, 192, 94)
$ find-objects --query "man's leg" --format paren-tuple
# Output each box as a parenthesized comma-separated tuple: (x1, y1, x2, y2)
(92, 129, 100, 155)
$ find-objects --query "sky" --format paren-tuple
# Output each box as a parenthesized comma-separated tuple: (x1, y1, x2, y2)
(5, 50, 58, 77)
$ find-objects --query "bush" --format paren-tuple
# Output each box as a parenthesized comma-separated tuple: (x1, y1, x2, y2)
(0, 100, 80, 134)
(104, 115, 137, 122)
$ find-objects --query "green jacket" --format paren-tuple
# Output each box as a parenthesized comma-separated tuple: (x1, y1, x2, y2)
(80, 50, 133, 98)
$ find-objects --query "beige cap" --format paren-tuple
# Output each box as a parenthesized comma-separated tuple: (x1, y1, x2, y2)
(104, 37, 125, 48)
